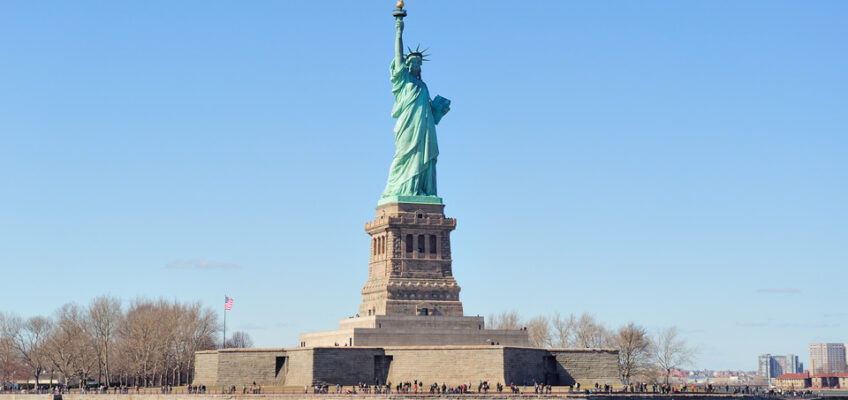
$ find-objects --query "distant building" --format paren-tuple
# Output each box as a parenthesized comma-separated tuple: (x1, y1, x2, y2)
(775, 373, 810, 390)
(809, 343, 847, 374)
(811, 373, 848, 388)
(778, 354, 801, 374)
(759, 354, 802, 378)
(759, 354, 778, 378)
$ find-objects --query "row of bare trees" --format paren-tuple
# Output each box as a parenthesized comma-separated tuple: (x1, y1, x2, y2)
(0, 296, 249, 389)
(488, 311, 696, 384)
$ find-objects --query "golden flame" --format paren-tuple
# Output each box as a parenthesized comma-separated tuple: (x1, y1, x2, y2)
(397, 1, 404, 9)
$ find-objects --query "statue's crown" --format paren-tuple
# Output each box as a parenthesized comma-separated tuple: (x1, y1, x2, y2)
(406, 45, 430, 61)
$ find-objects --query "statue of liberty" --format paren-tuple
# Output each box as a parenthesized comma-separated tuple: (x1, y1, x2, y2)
(381, 3, 451, 204)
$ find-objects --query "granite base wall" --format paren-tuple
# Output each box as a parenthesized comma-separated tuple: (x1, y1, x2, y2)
(193, 351, 219, 386)
(194, 346, 619, 388)
(312, 348, 382, 385)
(384, 346, 505, 384)
(503, 347, 549, 385)
(217, 349, 287, 386)
(194, 348, 315, 388)
(550, 349, 620, 387)
(283, 348, 315, 386)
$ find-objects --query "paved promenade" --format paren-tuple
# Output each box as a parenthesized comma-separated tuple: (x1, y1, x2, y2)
(2, 393, 845, 400)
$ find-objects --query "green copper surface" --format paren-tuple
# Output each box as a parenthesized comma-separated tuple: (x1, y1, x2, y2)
(380, 12, 451, 204)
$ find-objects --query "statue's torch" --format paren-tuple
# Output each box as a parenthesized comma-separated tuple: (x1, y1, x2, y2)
(393, 1, 407, 18)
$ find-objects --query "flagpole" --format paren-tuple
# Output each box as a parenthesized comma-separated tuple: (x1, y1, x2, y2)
(223, 296, 227, 349)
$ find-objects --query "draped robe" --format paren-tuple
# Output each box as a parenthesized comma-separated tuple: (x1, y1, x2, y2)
(382, 58, 447, 198)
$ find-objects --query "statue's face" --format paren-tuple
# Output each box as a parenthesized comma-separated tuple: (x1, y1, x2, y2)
(406, 56, 422, 75)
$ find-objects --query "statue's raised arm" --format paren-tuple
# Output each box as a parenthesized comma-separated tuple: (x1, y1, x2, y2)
(395, 17, 405, 67)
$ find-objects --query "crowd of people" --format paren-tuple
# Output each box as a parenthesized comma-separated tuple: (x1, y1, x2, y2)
(307, 380, 514, 395)
(220, 382, 262, 394)
(0, 384, 194, 395)
(0, 380, 825, 397)
(291, 380, 822, 397)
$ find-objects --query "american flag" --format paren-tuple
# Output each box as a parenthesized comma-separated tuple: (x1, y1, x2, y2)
(224, 296, 234, 311)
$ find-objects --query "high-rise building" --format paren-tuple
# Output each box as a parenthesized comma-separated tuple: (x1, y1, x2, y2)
(809, 343, 847, 374)
(759, 354, 779, 378)
(759, 354, 802, 378)
(778, 354, 801, 374)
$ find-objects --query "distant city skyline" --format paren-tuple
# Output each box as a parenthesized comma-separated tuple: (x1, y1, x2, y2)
(1, 1, 846, 371)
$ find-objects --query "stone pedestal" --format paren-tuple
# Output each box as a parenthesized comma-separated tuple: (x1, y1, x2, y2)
(361, 202, 462, 317)
(298, 201, 531, 348)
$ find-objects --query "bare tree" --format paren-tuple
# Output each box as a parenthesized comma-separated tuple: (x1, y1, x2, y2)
(89, 295, 122, 387)
(110, 343, 131, 387)
(4, 296, 216, 388)
(0, 312, 27, 386)
(526, 316, 552, 348)
(47, 303, 99, 388)
(75, 317, 98, 390)
(177, 302, 217, 385)
(10, 315, 52, 388)
(612, 322, 651, 384)
(45, 304, 80, 386)
(551, 312, 575, 347)
(119, 299, 164, 386)
(573, 313, 609, 348)
(487, 310, 522, 330)
(153, 299, 178, 387)
(652, 326, 696, 385)
(225, 331, 254, 348)
(117, 298, 218, 387)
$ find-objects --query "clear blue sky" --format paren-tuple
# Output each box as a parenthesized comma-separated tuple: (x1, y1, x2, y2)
(1, 1, 845, 371)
